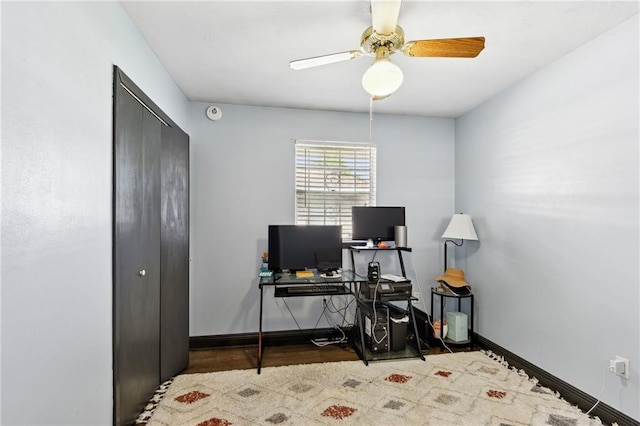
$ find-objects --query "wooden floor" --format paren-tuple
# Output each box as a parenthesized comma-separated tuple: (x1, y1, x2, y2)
(183, 340, 475, 374)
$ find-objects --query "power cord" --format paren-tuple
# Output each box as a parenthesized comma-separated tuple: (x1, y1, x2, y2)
(585, 366, 612, 415)
(371, 278, 389, 345)
(324, 295, 356, 328)
(280, 292, 351, 346)
(406, 255, 427, 312)
(424, 304, 453, 354)
(403, 252, 453, 352)
(311, 297, 349, 347)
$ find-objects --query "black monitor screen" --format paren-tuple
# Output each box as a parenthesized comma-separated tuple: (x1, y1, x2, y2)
(268, 225, 342, 272)
(352, 206, 405, 242)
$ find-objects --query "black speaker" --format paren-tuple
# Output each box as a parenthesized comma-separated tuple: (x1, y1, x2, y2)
(368, 261, 380, 282)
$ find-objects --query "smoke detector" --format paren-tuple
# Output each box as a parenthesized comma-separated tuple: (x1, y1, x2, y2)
(206, 105, 222, 121)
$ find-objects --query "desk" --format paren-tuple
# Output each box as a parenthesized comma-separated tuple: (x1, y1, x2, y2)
(257, 269, 366, 374)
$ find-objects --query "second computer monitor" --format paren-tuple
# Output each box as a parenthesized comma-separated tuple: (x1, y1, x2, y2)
(351, 206, 405, 246)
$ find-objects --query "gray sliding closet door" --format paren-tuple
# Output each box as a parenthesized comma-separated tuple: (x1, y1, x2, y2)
(113, 67, 189, 426)
(113, 74, 162, 426)
(160, 125, 190, 382)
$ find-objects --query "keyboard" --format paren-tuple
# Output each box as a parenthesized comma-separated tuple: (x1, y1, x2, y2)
(287, 285, 341, 294)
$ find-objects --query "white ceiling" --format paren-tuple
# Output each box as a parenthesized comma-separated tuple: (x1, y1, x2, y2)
(120, 1, 638, 118)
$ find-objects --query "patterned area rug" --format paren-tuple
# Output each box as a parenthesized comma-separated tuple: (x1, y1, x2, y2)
(140, 351, 603, 425)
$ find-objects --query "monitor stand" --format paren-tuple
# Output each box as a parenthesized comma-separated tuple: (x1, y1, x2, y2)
(366, 239, 375, 248)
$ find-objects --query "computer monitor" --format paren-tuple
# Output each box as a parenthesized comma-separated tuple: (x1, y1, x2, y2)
(351, 206, 406, 247)
(268, 225, 343, 272)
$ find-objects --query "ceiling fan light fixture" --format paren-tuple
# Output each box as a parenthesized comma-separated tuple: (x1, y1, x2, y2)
(361, 59, 403, 99)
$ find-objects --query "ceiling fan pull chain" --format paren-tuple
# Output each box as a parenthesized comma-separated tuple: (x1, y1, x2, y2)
(369, 96, 374, 145)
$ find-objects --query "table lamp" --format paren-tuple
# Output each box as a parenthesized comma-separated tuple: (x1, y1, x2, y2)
(441, 213, 478, 272)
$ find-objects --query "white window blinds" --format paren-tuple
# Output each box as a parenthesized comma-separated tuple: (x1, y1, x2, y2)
(295, 140, 376, 238)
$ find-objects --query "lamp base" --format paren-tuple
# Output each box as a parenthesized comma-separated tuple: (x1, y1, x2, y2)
(443, 239, 463, 272)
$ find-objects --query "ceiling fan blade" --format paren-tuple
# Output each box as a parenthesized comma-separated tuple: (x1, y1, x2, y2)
(371, 0, 402, 35)
(402, 37, 485, 58)
(289, 50, 363, 70)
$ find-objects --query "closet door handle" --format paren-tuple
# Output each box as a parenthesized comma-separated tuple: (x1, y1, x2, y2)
(138, 269, 146, 277)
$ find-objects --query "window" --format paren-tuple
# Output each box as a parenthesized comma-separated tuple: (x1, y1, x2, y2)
(295, 140, 376, 239)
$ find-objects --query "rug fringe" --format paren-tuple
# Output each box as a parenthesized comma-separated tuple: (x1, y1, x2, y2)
(138, 351, 608, 425)
(480, 349, 606, 425)
(134, 377, 175, 425)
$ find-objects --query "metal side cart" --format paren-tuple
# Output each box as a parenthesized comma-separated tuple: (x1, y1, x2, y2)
(349, 246, 425, 365)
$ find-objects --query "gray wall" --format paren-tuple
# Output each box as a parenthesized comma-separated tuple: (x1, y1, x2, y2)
(1, 2, 189, 425)
(2, 1, 638, 424)
(455, 15, 639, 419)
(187, 102, 455, 335)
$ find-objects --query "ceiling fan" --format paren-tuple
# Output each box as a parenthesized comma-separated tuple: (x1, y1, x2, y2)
(289, 0, 485, 100)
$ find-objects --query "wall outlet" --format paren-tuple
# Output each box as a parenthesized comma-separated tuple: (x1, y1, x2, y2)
(610, 356, 630, 379)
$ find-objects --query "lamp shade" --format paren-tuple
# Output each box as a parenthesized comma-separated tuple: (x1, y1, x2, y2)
(441, 213, 478, 241)
(362, 59, 403, 98)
